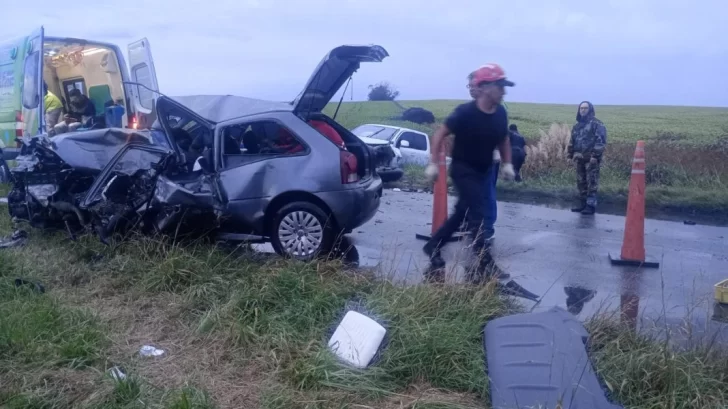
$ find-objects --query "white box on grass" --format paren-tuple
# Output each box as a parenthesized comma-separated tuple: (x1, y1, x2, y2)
(328, 310, 386, 369)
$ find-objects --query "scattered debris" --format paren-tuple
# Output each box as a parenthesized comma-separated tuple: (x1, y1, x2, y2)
(0, 229, 28, 249)
(108, 366, 127, 381)
(496, 280, 540, 302)
(684, 220, 697, 225)
(139, 345, 166, 357)
(485, 307, 624, 409)
(392, 188, 402, 192)
(328, 310, 387, 369)
(375, 219, 383, 224)
(326, 236, 360, 267)
(14, 278, 45, 294)
(605, 229, 613, 233)
(564, 286, 597, 315)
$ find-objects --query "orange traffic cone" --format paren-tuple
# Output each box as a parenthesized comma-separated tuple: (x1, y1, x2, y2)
(416, 150, 457, 242)
(609, 141, 660, 268)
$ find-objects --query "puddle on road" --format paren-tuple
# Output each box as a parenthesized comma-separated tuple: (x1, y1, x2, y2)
(254, 233, 728, 349)
(519, 272, 728, 349)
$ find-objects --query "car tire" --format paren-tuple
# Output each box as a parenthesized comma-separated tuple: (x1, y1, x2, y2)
(270, 201, 337, 261)
(377, 168, 404, 183)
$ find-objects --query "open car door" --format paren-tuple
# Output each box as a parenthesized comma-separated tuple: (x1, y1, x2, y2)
(292, 45, 389, 115)
(20, 26, 44, 137)
(128, 38, 159, 128)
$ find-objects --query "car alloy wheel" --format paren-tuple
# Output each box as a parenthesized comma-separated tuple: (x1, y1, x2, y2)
(278, 210, 325, 258)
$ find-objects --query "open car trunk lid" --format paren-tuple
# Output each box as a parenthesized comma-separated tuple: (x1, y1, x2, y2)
(292, 45, 389, 114)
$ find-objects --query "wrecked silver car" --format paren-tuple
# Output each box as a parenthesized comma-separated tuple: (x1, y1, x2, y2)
(7, 44, 388, 260)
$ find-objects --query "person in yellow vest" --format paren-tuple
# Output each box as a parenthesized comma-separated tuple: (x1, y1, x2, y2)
(43, 81, 63, 134)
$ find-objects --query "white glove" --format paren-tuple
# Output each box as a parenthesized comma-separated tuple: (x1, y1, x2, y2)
(424, 162, 439, 184)
(492, 149, 501, 162)
(501, 163, 515, 181)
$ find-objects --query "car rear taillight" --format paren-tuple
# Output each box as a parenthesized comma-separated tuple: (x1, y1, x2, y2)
(340, 150, 359, 184)
(129, 114, 138, 129)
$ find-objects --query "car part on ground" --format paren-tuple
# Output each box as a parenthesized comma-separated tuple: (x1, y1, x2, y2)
(14, 277, 45, 293)
(484, 306, 623, 409)
(6, 44, 387, 261)
(0, 229, 28, 249)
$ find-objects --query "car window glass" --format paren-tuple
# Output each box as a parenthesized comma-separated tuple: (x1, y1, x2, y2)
(351, 124, 397, 141)
(22, 51, 40, 109)
(399, 132, 428, 151)
(63, 78, 86, 99)
(220, 120, 305, 169)
(159, 105, 212, 162)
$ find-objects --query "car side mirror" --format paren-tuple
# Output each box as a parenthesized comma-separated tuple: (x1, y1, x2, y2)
(399, 140, 410, 148)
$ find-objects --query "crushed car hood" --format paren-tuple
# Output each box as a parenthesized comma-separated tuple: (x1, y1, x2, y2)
(48, 128, 156, 172)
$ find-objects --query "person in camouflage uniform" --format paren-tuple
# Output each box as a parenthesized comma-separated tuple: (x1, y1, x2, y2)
(567, 101, 607, 215)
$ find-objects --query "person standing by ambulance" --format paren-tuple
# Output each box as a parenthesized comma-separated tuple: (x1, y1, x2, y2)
(423, 64, 516, 282)
(43, 82, 63, 134)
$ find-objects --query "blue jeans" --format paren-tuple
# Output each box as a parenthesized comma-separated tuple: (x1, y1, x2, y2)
(483, 163, 499, 234)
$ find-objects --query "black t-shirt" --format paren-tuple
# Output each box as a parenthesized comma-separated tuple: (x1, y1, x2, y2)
(509, 130, 526, 151)
(445, 101, 508, 173)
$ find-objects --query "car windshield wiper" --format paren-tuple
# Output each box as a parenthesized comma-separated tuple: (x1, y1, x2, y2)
(365, 128, 389, 139)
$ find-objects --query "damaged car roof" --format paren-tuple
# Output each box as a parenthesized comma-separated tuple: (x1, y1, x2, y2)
(169, 95, 294, 124)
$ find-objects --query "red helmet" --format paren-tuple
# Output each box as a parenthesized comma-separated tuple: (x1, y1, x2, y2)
(470, 63, 515, 87)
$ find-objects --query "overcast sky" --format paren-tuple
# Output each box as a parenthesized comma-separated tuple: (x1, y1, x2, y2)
(3, 0, 726, 107)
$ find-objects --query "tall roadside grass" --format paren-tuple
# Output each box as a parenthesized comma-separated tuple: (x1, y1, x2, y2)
(1, 214, 728, 407)
(388, 122, 728, 222)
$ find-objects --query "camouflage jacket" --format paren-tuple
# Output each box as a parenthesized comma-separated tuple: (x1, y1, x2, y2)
(567, 118, 607, 159)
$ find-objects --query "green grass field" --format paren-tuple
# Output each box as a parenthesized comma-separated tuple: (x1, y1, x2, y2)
(326, 100, 728, 146)
(325, 101, 728, 224)
(1, 101, 728, 407)
(1, 211, 728, 408)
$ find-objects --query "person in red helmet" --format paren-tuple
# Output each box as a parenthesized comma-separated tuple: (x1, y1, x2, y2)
(422, 63, 516, 283)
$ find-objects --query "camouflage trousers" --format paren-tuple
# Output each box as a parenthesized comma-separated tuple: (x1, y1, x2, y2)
(575, 157, 600, 207)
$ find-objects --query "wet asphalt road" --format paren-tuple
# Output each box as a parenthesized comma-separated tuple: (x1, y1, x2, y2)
(342, 189, 728, 345)
(7, 186, 722, 342)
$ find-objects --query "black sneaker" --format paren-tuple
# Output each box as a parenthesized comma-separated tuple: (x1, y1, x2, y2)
(468, 253, 510, 283)
(423, 263, 446, 283)
(581, 205, 596, 215)
(483, 261, 510, 280)
(423, 241, 446, 264)
(423, 241, 441, 259)
(571, 201, 587, 212)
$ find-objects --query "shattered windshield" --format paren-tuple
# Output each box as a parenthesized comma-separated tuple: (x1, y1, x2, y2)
(351, 125, 397, 141)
